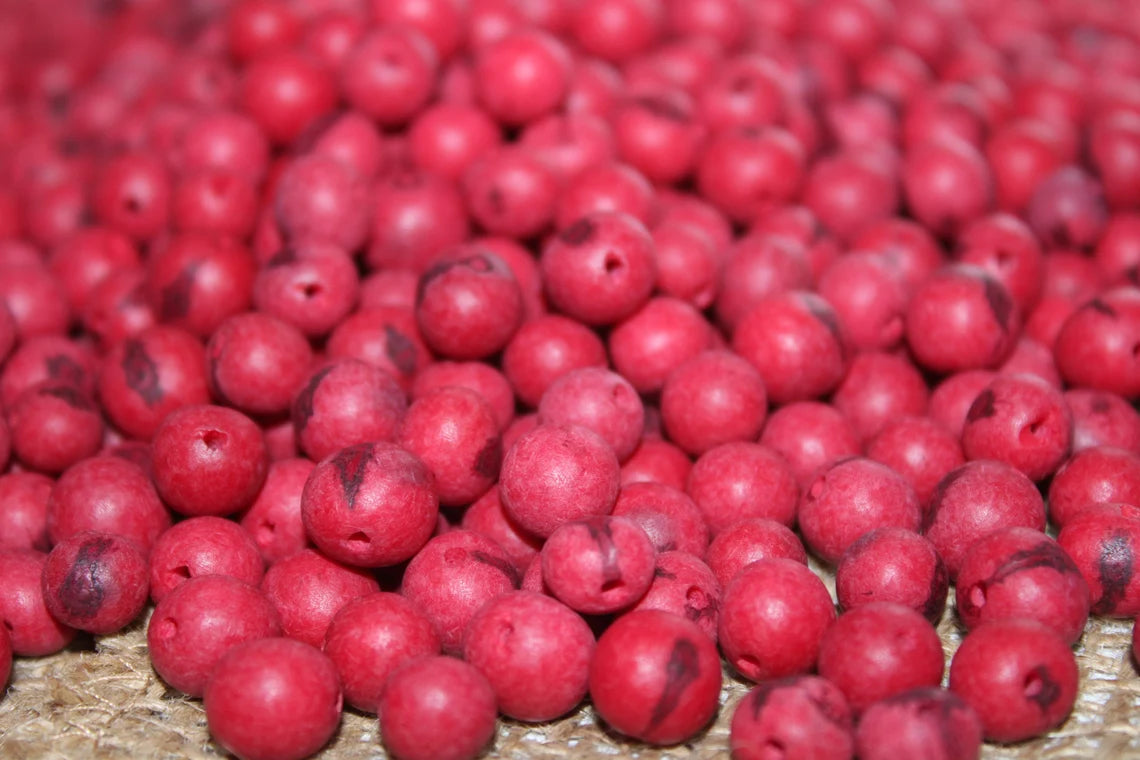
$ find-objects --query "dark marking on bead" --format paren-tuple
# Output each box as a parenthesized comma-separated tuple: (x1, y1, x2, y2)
(58, 536, 114, 618)
(584, 519, 622, 586)
(159, 262, 200, 321)
(1090, 394, 1112, 415)
(805, 299, 842, 345)
(654, 566, 677, 580)
(1093, 533, 1134, 615)
(921, 554, 950, 623)
(560, 218, 595, 246)
(473, 437, 502, 480)
(982, 277, 1013, 330)
(635, 95, 687, 122)
(925, 467, 969, 531)
(332, 443, 372, 510)
(46, 354, 86, 387)
(487, 186, 506, 215)
(41, 384, 96, 411)
(121, 339, 164, 406)
(1024, 665, 1061, 710)
(415, 259, 457, 305)
(207, 343, 230, 405)
(805, 688, 850, 730)
(647, 638, 700, 731)
(383, 325, 418, 376)
(292, 365, 334, 434)
(1087, 298, 1117, 318)
(266, 247, 297, 268)
(471, 550, 521, 587)
(459, 254, 494, 274)
(965, 389, 997, 423)
(749, 680, 779, 720)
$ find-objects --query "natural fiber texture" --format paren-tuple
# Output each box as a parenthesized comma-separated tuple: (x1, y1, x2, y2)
(2, 585, 1139, 760)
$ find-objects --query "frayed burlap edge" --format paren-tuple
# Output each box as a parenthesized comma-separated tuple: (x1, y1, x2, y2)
(2, 583, 1140, 760)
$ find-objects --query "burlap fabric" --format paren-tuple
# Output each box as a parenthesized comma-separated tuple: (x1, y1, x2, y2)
(2, 583, 1138, 760)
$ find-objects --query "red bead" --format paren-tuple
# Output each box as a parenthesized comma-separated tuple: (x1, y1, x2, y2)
(301, 442, 437, 567)
(1054, 287, 1140, 397)
(541, 211, 657, 326)
(732, 291, 847, 405)
(832, 351, 929, 443)
(260, 548, 380, 648)
(379, 655, 497, 760)
(48, 455, 171, 555)
(571, 0, 663, 63)
(207, 312, 313, 417)
(274, 154, 370, 252)
(205, 638, 342, 760)
(240, 52, 336, 145)
(956, 527, 1089, 645)
(612, 89, 704, 185)
(0, 549, 75, 656)
(1057, 506, 1140, 618)
(501, 314, 608, 408)
(799, 457, 922, 565)
(475, 30, 570, 125)
(239, 457, 314, 564)
(686, 442, 799, 533)
(0, 472, 53, 552)
(609, 297, 714, 395)
(538, 367, 643, 462)
(415, 248, 524, 360)
(866, 416, 965, 508)
(817, 602, 944, 713)
(411, 360, 515, 432)
(8, 382, 103, 474)
(925, 460, 1046, 578)
(48, 227, 139, 313)
(408, 103, 502, 181)
(40, 530, 148, 635)
(541, 515, 655, 614)
(500, 423, 620, 538)
(956, 213, 1044, 317)
(326, 306, 429, 395)
(719, 558, 836, 681)
(1048, 446, 1140, 528)
(928, 370, 996, 438)
(960, 373, 1072, 481)
(98, 325, 211, 440)
(1066, 389, 1140, 454)
(323, 592, 441, 714)
(651, 222, 720, 310)
(697, 127, 805, 225)
(837, 527, 948, 623)
(903, 137, 992, 237)
(854, 687, 983, 760)
(148, 516, 264, 603)
(151, 405, 268, 518)
(589, 609, 721, 745)
(817, 252, 908, 353)
(291, 358, 407, 462)
(1027, 167, 1107, 251)
(659, 350, 766, 456)
(905, 264, 1019, 374)
(92, 152, 171, 242)
(464, 590, 594, 721)
(731, 675, 855, 760)
(149, 575, 281, 698)
(948, 619, 1078, 742)
(368, 166, 470, 273)
(759, 401, 861, 489)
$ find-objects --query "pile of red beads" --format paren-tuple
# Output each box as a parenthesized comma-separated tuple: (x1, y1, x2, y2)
(2, 0, 1140, 758)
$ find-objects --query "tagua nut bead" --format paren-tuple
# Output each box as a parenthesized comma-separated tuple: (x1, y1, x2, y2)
(730, 676, 855, 760)
(541, 515, 656, 615)
(589, 609, 722, 746)
(205, 637, 343, 760)
(41, 531, 149, 635)
(301, 441, 439, 568)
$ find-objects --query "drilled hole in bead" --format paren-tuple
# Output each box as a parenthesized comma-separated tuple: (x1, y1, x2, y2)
(603, 252, 623, 274)
(200, 429, 226, 451)
(1018, 416, 1047, 445)
(738, 654, 762, 678)
(444, 547, 467, 564)
(299, 282, 322, 299)
(347, 532, 371, 544)
(968, 583, 986, 610)
(1024, 671, 1047, 700)
(761, 738, 787, 759)
(170, 565, 191, 580)
(153, 617, 178, 640)
(601, 578, 623, 593)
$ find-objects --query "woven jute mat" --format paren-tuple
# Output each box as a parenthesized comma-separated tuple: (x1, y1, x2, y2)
(2, 584, 1139, 760)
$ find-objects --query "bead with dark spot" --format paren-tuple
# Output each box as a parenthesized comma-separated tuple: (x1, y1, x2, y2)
(41, 531, 149, 635)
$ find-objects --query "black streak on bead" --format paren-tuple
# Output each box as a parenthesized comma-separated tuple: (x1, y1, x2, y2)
(647, 638, 700, 730)
(415, 259, 457, 305)
(383, 325, 418, 376)
(266, 247, 297, 268)
(58, 536, 114, 618)
(46, 354, 86, 386)
(121, 339, 164, 406)
(1087, 298, 1117, 318)
(41, 384, 95, 411)
(921, 555, 950, 623)
(982, 277, 1013, 330)
(292, 365, 334, 434)
(965, 389, 997, 422)
(1093, 533, 1134, 615)
(473, 437, 502, 480)
(160, 262, 200, 321)
(560, 217, 595, 245)
(332, 444, 372, 510)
